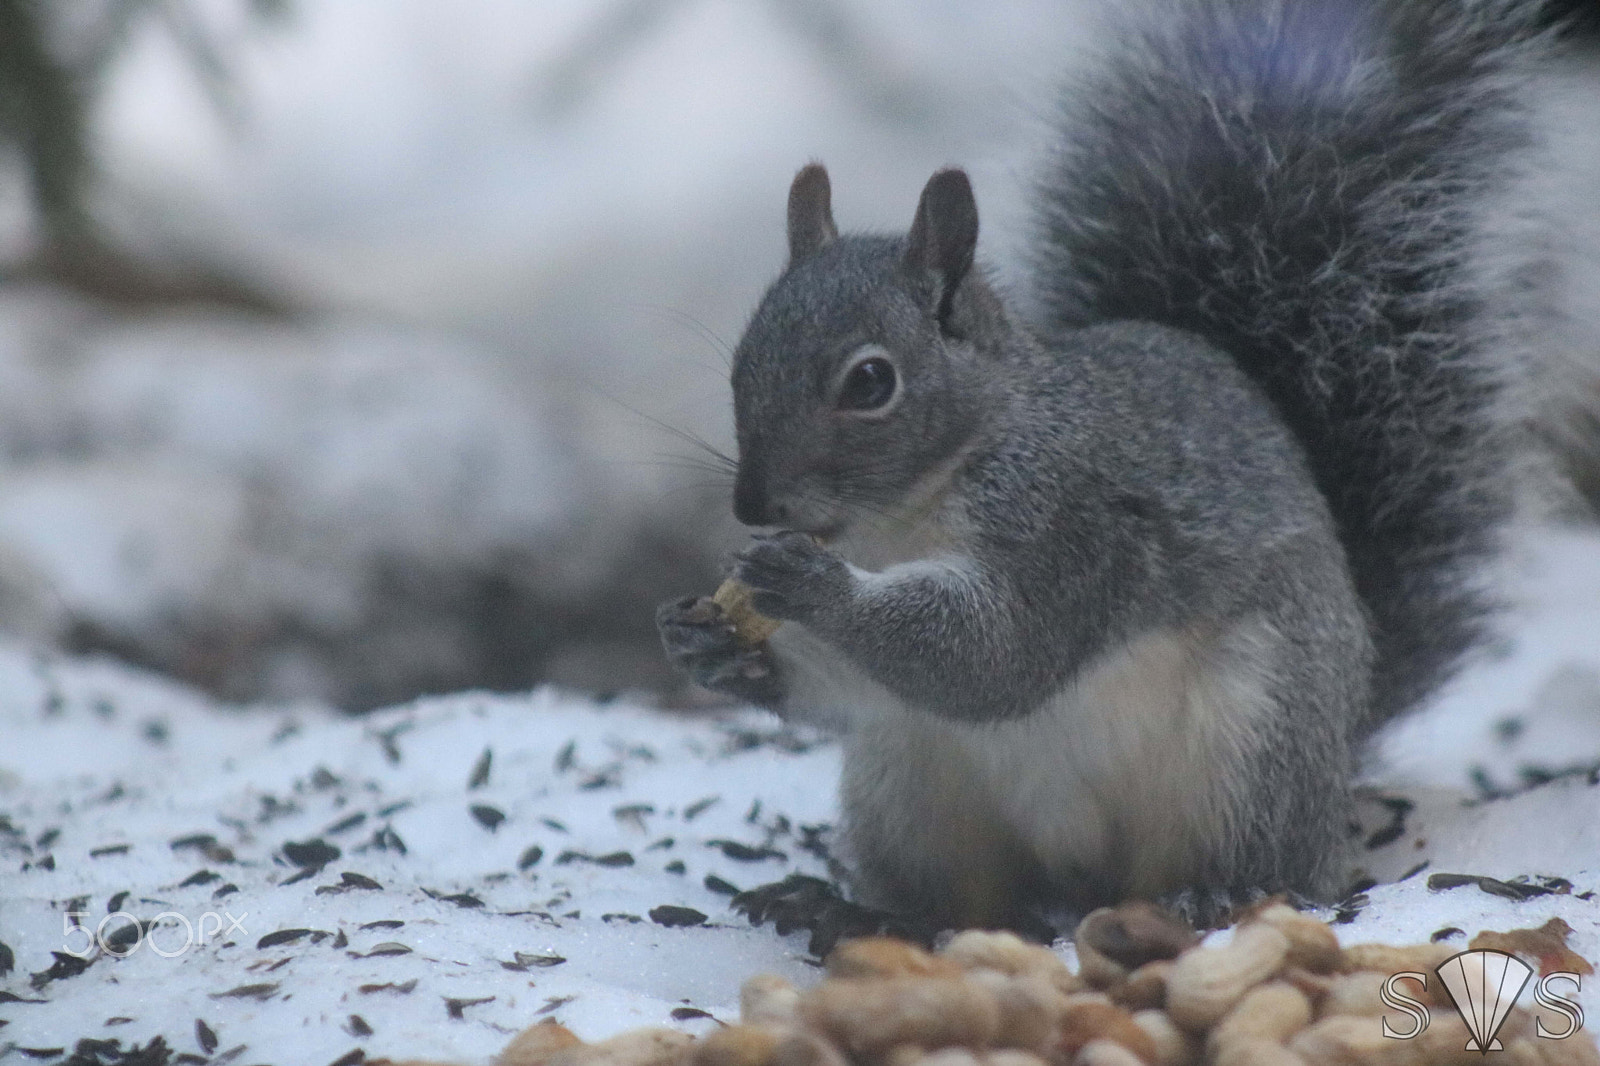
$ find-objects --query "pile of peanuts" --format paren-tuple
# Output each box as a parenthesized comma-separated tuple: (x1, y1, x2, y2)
(386, 901, 1599, 1066)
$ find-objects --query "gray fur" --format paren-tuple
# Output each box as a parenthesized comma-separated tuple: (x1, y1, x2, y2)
(1031, 0, 1544, 727)
(658, 0, 1540, 928)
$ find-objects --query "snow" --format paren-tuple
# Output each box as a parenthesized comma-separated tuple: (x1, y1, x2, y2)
(0, 657, 836, 1062)
(3, 524, 1600, 1063)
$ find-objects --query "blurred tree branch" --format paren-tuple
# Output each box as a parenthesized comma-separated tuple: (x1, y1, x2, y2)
(0, 0, 95, 246)
(0, 0, 292, 312)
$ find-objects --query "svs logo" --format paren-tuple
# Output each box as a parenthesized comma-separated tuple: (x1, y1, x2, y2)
(1382, 949, 1585, 1050)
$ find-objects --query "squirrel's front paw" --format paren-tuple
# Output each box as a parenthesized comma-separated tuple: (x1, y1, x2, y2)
(657, 595, 783, 706)
(732, 532, 850, 624)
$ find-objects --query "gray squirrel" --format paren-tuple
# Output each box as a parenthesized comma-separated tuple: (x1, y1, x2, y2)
(658, 0, 1548, 930)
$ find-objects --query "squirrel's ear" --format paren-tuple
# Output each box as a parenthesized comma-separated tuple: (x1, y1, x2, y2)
(905, 168, 977, 321)
(787, 163, 838, 265)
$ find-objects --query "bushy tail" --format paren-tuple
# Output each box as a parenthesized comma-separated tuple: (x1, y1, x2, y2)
(1032, 0, 1546, 727)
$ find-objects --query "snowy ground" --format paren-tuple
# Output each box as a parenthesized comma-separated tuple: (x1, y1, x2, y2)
(3, 523, 1600, 1064)
(0, 663, 839, 1063)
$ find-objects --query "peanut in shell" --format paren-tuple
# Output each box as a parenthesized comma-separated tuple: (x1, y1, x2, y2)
(1057, 999, 1159, 1064)
(742, 974, 802, 1026)
(827, 937, 964, 982)
(685, 1026, 784, 1066)
(1316, 972, 1388, 1020)
(1075, 904, 1196, 992)
(1504, 1030, 1600, 1066)
(798, 976, 1002, 1056)
(1285, 1016, 1394, 1064)
(1165, 925, 1290, 1032)
(500, 1021, 584, 1066)
(985, 1051, 1052, 1066)
(1109, 961, 1171, 1012)
(1129, 1010, 1197, 1066)
(916, 1049, 986, 1066)
(964, 969, 1063, 1053)
(1335, 942, 1452, 978)
(1206, 982, 1312, 1057)
(1212, 1040, 1309, 1066)
(941, 930, 1078, 988)
(1246, 904, 1342, 975)
(513, 1028, 693, 1066)
(771, 1032, 851, 1066)
(1072, 1040, 1147, 1066)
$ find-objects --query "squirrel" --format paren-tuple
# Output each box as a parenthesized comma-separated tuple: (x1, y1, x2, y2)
(658, 0, 1547, 930)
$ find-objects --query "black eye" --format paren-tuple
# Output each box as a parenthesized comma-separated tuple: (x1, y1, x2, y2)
(837, 357, 897, 412)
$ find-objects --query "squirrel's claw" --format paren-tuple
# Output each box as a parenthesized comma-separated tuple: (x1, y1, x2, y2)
(733, 532, 849, 623)
(657, 595, 783, 706)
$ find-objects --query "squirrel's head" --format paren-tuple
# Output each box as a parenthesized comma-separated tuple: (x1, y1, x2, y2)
(728, 164, 996, 537)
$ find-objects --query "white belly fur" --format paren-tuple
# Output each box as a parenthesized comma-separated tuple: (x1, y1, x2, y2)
(834, 619, 1278, 897)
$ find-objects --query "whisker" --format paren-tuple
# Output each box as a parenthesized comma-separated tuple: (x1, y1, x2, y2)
(657, 480, 737, 501)
(649, 444, 736, 470)
(580, 383, 739, 471)
(635, 304, 736, 371)
(627, 454, 739, 480)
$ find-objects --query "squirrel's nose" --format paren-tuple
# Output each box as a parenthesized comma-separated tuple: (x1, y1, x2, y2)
(733, 469, 769, 526)
(733, 469, 798, 526)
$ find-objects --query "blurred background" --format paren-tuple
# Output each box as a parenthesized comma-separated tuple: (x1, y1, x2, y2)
(2, 0, 1598, 712)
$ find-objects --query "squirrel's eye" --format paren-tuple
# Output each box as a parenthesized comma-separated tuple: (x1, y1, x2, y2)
(837, 357, 897, 412)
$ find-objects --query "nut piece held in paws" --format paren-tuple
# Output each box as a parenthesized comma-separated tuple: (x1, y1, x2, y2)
(714, 578, 783, 647)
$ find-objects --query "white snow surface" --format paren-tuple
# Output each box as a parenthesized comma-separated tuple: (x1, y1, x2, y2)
(0, 665, 837, 1063)
(2, 523, 1600, 1063)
